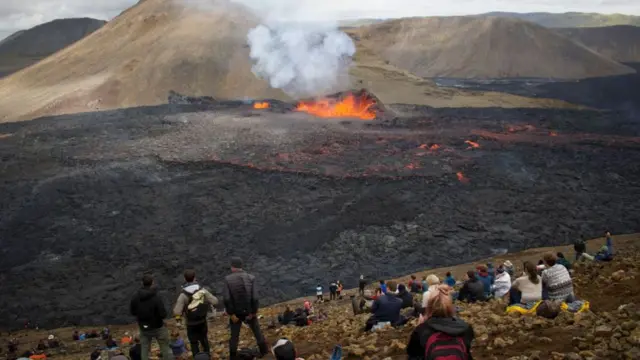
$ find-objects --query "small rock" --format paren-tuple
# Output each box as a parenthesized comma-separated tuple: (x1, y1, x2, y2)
(595, 325, 613, 337)
(540, 337, 553, 344)
(611, 270, 625, 281)
(563, 353, 582, 360)
(578, 350, 595, 359)
(494, 337, 507, 348)
(528, 350, 542, 360)
(622, 321, 637, 331)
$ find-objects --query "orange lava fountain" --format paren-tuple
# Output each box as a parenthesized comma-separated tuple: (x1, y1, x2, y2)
(253, 102, 270, 109)
(465, 140, 480, 149)
(457, 172, 470, 184)
(295, 93, 376, 120)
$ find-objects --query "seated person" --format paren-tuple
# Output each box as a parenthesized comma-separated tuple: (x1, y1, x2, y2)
(291, 308, 308, 327)
(396, 284, 414, 309)
(87, 331, 99, 339)
(503, 260, 515, 277)
(475, 265, 493, 296)
(556, 252, 572, 270)
(72, 331, 80, 341)
(278, 306, 295, 325)
(169, 330, 187, 360)
(101, 328, 110, 341)
(541, 253, 575, 302)
(129, 338, 141, 360)
(444, 272, 456, 287)
(406, 285, 474, 360)
(120, 332, 132, 346)
(491, 265, 511, 300)
(46, 335, 60, 349)
(36, 340, 47, 352)
(104, 336, 117, 350)
(510, 261, 542, 304)
(365, 281, 404, 331)
(457, 271, 487, 303)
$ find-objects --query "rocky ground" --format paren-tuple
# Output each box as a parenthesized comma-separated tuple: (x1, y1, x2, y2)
(0, 97, 639, 329)
(2, 235, 639, 360)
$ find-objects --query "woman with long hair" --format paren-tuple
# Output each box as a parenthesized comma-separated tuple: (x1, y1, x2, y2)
(510, 261, 542, 304)
(407, 285, 474, 360)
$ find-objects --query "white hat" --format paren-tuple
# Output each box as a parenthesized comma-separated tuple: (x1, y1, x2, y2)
(48, 335, 54, 340)
(504, 260, 513, 267)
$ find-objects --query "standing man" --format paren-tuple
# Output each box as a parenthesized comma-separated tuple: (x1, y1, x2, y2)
(173, 269, 218, 355)
(358, 275, 367, 296)
(223, 257, 268, 360)
(130, 274, 173, 360)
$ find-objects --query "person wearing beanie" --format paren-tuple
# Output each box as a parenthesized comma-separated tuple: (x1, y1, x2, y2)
(223, 257, 268, 359)
(503, 261, 515, 277)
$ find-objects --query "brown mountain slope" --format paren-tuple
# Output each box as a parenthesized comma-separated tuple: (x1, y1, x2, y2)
(557, 25, 640, 63)
(353, 16, 636, 79)
(0, 0, 287, 122)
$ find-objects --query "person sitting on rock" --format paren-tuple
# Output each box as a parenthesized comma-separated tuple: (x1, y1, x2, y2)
(105, 335, 117, 349)
(79, 333, 87, 341)
(278, 306, 295, 325)
(365, 281, 404, 331)
(379, 280, 388, 294)
(556, 252, 572, 270)
(72, 331, 80, 341)
(444, 272, 456, 288)
(503, 260, 515, 277)
(510, 261, 542, 305)
(88, 331, 99, 339)
(129, 337, 141, 360)
(358, 275, 367, 296)
(315, 285, 324, 302)
(120, 332, 132, 346)
(541, 252, 575, 302)
(329, 282, 337, 301)
(457, 270, 487, 303)
(397, 284, 414, 309)
(291, 308, 309, 327)
(475, 265, 493, 297)
(406, 285, 474, 360)
(486, 262, 496, 280)
(169, 330, 188, 360)
(421, 275, 441, 314)
(491, 265, 511, 301)
(272, 338, 305, 360)
(46, 335, 60, 349)
(409, 275, 421, 293)
(36, 340, 47, 352)
(303, 300, 313, 316)
(421, 276, 428, 293)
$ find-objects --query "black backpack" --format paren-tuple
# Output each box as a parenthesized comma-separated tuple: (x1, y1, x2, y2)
(183, 289, 209, 322)
(425, 332, 468, 360)
(574, 239, 586, 252)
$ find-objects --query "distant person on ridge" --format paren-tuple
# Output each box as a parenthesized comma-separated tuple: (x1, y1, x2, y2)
(574, 235, 587, 261)
(129, 274, 174, 360)
(315, 284, 324, 302)
(444, 272, 456, 287)
(337, 281, 344, 299)
(223, 257, 268, 359)
(358, 275, 367, 296)
(379, 280, 388, 294)
(173, 269, 218, 355)
(329, 282, 338, 301)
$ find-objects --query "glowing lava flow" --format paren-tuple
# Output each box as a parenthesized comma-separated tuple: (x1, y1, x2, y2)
(457, 172, 470, 184)
(465, 140, 480, 149)
(253, 102, 270, 109)
(295, 94, 376, 120)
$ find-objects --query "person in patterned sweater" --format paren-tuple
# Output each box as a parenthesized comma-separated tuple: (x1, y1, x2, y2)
(541, 253, 575, 302)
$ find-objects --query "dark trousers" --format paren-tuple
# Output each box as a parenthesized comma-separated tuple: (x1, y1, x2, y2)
(187, 322, 210, 355)
(359, 287, 365, 296)
(330, 291, 337, 300)
(229, 316, 266, 360)
(509, 288, 522, 305)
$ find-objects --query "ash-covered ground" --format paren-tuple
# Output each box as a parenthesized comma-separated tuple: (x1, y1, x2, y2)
(0, 99, 639, 328)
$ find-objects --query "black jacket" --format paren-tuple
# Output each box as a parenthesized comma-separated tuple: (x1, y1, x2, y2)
(129, 344, 141, 360)
(397, 289, 414, 309)
(371, 294, 403, 324)
(457, 279, 487, 303)
(407, 317, 474, 360)
(130, 287, 168, 330)
(359, 279, 367, 290)
(223, 270, 258, 316)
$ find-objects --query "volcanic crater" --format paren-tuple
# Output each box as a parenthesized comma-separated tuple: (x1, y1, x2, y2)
(0, 89, 639, 328)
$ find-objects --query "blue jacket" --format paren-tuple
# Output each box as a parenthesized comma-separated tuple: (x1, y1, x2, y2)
(595, 237, 614, 261)
(445, 276, 456, 287)
(476, 273, 493, 295)
(371, 294, 403, 324)
(380, 283, 388, 294)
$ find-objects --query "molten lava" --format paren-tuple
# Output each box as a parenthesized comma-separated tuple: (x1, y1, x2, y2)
(429, 144, 441, 151)
(457, 172, 470, 184)
(295, 93, 376, 120)
(465, 140, 480, 149)
(253, 102, 270, 109)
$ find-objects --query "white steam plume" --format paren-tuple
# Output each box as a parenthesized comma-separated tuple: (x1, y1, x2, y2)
(231, 0, 357, 98)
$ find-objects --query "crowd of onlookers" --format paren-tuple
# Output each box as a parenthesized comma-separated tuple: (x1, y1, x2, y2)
(3, 232, 615, 360)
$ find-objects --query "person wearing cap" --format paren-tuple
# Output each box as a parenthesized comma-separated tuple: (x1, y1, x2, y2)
(46, 335, 60, 349)
(272, 338, 304, 360)
(503, 261, 515, 277)
(223, 257, 268, 359)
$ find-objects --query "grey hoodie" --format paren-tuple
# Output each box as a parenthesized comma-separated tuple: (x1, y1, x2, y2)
(173, 282, 218, 326)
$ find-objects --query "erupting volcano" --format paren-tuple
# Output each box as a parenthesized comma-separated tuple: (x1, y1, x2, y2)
(295, 92, 377, 120)
(253, 102, 270, 109)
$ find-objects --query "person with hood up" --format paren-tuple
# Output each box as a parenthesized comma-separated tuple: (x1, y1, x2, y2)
(444, 272, 456, 288)
(365, 281, 403, 331)
(475, 265, 493, 297)
(396, 284, 414, 309)
(491, 265, 511, 300)
(407, 285, 474, 360)
(223, 257, 268, 359)
(173, 269, 218, 355)
(457, 270, 487, 303)
(421, 275, 441, 314)
(129, 274, 173, 360)
(358, 275, 367, 296)
(329, 282, 338, 301)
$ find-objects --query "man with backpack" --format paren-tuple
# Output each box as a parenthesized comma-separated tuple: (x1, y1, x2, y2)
(223, 257, 268, 360)
(574, 236, 587, 261)
(129, 274, 174, 360)
(173, 269, 218, 355)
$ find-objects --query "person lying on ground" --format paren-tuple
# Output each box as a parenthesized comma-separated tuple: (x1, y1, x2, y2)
(581, 234, 614, 262)
(491, 265, 511, 300)
(556, 252, 572, 270)
(396, 284, 414, 309)
(541, 252, 575, 302)
(278, 306, 295, 325)
(510, 261, 542, 305)
(365, 281, 404, 331)
(407, 285, 475, 360)
(421, 274, 441, 314)
(444, 272, 456, 288)
(475, 265, 493, 296)
(457, 270, 487, 303)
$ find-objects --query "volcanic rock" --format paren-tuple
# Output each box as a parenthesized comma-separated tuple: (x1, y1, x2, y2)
(168, 90, 216, 105)
(557, 26, 640, 63)
(611, 269, 626, 281)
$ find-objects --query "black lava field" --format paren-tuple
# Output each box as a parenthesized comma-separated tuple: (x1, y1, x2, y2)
(0, 98, 639, 328)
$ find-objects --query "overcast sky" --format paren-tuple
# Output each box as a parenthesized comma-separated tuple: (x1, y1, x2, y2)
(1, 0, 639, 39)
